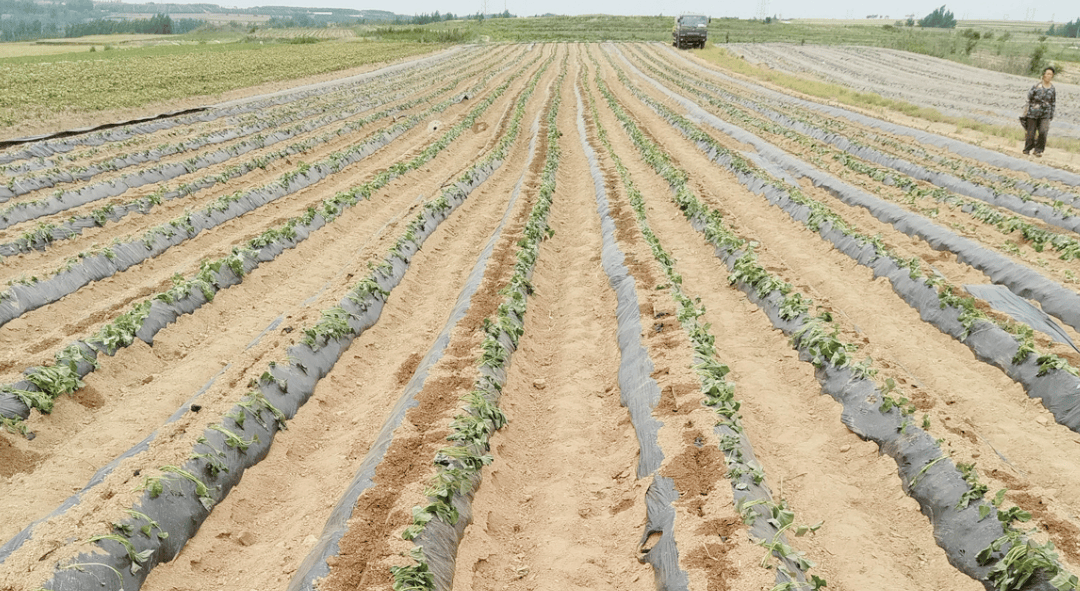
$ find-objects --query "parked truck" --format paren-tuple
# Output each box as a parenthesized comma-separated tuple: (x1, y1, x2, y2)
(672, 14, 709, 49)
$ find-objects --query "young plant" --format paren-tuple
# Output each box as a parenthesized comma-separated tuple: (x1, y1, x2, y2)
(85, 534, 153, 574)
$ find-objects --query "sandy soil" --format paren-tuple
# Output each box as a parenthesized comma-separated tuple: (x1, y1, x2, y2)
(2, 41, 1080, 591)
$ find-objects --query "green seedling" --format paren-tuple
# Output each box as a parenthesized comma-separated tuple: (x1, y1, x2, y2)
(390, 546, 434, 591)
(126, 510, 167, 539)
(161, 465, 215, 511)
(978, 531, 1067, 591)
(86, 533, 153, 574)
(1, 417, 29, 437)
(210, 424, 257, 452)
(910, 455, 948, 488)
(956, 462, 989, 509)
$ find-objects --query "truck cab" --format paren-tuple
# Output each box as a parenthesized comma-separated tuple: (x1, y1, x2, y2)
(673, 14, 709, 49)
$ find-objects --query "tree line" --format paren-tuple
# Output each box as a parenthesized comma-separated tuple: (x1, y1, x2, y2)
(1046, 18, 1080, 38)
(1, 13, 202, 41)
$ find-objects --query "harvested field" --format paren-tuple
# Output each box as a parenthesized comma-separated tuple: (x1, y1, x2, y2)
(1, 41, 1080, 591)
(727, 43, 1080, 140)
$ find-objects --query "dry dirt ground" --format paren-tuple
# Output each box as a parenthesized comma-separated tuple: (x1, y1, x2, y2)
(1, 42, 1080, 591)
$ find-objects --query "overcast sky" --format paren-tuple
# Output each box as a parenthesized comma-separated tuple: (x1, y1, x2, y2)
(209, 0, 1079, 21)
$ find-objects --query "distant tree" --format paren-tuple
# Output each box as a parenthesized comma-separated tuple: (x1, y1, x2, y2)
(67, 0, 93, 12)
(148, 13, 172, 34)
(918, 5, 956, 28)
(64, 14, 199, 37)
(1047, 18, 1079, 38)
(906, 17, 915, 26)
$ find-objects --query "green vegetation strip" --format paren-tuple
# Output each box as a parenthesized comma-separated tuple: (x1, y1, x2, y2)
(596, 49, 1079, 591)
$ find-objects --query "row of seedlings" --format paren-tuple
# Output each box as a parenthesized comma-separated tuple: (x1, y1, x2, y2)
(582, 67, 826, 590)
(0, 45, 515, 238)
(0, 55, 544, 430)
(593, 55, 1080, 591)
(387, 56, 565, 591)
(0, 45, 492, 195)
(0, 51, 543, 331)
(608, 56, 1080, 437)
(0, 43, 458, 164)
(657, 44, 1080, 191)
(0, 46, 522, 256)
(626, 44, 1080, 256)
(287, 53, 552, 591)
(615, 47, 1080, 341)
(634, 44, 1080, 220)
(20, 54, 555, 591)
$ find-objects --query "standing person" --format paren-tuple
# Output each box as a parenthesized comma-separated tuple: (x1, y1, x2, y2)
(1023, 66, 1056, 157)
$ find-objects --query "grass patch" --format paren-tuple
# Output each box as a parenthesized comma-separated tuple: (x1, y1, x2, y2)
(363, 26, 471, 43)
(422, 15, 671, 42)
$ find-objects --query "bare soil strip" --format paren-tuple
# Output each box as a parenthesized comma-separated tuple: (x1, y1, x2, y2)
(574, 56, 777, 590)
(450, 50, 660, 591)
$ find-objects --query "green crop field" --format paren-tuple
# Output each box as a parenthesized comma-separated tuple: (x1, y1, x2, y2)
(0, 40, 439, 128)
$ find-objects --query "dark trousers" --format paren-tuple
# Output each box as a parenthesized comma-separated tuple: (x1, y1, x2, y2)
(1024, 117, 1051, 154)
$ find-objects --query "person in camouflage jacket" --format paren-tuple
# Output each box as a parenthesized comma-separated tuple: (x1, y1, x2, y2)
(1023, 66, 1057, 157)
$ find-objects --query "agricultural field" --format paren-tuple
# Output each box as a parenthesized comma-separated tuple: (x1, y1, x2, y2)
(248, 28, 358, 41)
(725, 43, 1080, 140)
(0, 40, 440, 134)
(0, 40, 1080, 591)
